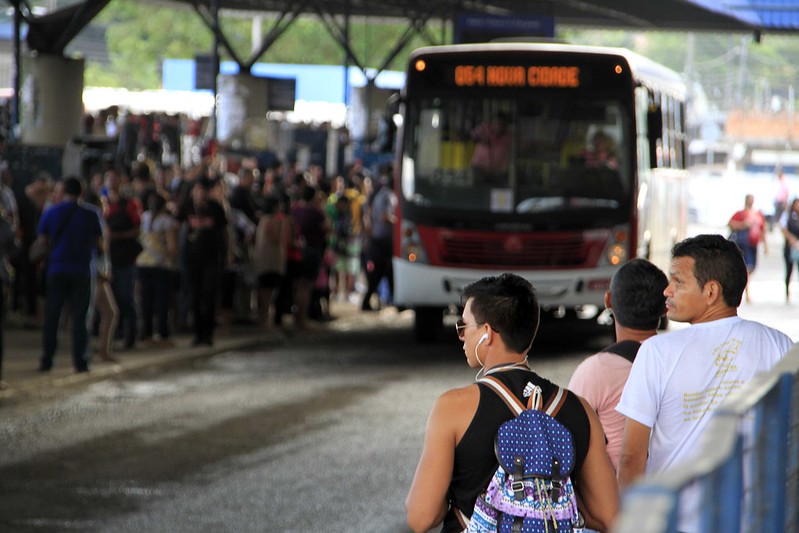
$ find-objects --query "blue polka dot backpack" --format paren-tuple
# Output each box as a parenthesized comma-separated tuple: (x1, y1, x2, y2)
(463, 376, 583, 533)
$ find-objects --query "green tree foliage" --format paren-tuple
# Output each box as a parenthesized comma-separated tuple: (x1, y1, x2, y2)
(84, 1, 437, 89)
(88, 0, 212, 89)
(79, 1, 799, 112)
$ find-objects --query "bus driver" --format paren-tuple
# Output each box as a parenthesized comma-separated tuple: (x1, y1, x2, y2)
(470, 111, 512, 181)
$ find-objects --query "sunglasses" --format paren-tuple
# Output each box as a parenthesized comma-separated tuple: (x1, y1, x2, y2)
(455, 318, 481, 339)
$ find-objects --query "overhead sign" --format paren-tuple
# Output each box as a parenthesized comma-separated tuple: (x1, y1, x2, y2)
(265, 77, 296, 111)
(195, 55, 216, 91)
(453, 65, 580, 88)
(454, 12, 555, 44)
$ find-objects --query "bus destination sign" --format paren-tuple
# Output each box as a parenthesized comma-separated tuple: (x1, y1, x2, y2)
(454, 65, 581, 88)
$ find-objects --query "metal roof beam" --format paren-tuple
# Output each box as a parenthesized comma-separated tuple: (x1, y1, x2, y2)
(374, 5, 446, 75)
(313, 2, 368, 73)
(194, 0, 245, 68)
(244, 1, 311, 72)
(25, 0, 112, 55)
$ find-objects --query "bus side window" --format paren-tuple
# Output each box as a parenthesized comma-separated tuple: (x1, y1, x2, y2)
(647, 105, 663, 168)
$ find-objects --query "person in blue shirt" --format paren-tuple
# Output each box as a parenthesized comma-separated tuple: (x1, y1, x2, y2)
(36, 176, 104, 373)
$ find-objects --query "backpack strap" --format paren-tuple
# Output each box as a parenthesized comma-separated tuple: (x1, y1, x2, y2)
(455, 507, 469, 531)
(542, 385, 567, 417)
(478, 375, 567, 417)
(603, 339, 641, 364)
(478, 376, 526, 415)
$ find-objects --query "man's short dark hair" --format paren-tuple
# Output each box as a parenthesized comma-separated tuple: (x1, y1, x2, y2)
(131, 161, 151, 182)
(302, 185, 317, 202)
(671, 234, 748, 308)
(462, 273, 540, 354)
(194, 176, 213, 191)
(610, 259, 668, 330)
(62, 176, 83, 197)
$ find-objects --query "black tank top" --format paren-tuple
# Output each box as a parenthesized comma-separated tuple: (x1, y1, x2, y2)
(442, 369, 591, 533)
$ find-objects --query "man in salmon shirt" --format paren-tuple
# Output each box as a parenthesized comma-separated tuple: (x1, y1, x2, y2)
(568, 258, 667, 472)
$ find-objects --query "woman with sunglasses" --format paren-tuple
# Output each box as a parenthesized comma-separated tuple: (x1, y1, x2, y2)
(406, 273, 618, 532)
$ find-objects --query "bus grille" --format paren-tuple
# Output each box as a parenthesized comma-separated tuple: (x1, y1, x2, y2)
(438, 234, 590, 267)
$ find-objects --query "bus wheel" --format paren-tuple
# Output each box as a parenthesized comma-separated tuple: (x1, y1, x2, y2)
(414, 306, 444, 342)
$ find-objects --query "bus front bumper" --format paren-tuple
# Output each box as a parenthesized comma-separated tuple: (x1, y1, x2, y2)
(393, 259, 616, 318)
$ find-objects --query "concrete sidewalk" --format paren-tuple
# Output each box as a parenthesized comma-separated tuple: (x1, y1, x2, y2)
(0, 300, 372, 405)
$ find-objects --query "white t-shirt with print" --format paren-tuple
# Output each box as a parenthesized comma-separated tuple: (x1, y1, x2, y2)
(617, 316, 794, 531)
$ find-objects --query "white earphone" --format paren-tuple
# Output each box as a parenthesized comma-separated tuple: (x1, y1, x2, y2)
(474, 332, 489, 369)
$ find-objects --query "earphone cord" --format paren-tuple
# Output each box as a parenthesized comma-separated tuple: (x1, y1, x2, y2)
(475, 356, 529, 381)
(474, 343, 485, 380)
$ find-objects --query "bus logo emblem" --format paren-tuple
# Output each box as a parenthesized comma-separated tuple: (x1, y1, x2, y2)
(504, 236, 523, 253)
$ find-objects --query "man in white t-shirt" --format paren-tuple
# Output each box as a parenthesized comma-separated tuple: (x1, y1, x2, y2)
(616, 234, 794, 533)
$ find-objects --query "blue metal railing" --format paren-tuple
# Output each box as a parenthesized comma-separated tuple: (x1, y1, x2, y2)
(614, 344, 799, 533)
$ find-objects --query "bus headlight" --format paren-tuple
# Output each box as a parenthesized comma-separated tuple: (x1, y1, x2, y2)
(603, 225, 629, 266)
(400, 220, 429, 264)
(607, 244, 627, 265)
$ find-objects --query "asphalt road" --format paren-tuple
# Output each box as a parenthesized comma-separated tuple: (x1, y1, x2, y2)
(0, 311, 609, 533)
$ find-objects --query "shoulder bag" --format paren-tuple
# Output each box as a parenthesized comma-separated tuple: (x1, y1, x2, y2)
(29, 203, 80, 264)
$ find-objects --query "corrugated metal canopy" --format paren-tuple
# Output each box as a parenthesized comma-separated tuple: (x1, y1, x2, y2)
(153, 0, 799, 33)
(691, 0, 799, 31)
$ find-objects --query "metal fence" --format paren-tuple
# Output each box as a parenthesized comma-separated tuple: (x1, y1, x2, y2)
(614, 344, 799, 533)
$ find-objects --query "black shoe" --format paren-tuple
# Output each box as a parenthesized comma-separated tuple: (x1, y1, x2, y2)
(191, 338, 213, 347)
(75, 366, 91, 374)
(38, 364, 52, 373)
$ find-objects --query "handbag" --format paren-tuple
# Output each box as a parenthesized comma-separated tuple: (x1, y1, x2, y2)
(109, 238, 143, 266)
(28, 235, 49, 263)
(29, 203, 79, 264)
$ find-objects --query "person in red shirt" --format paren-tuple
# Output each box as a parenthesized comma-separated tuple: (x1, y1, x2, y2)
(728, 193, 768, 303)
(104, 170, 143, 350)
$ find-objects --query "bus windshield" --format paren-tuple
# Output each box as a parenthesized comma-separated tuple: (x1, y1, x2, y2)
(402, 95, 631, 214)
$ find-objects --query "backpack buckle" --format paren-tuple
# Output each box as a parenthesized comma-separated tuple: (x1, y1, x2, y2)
(511, 481, 525, 500)
(549, 457, 563, 499)
(512, 456, 526, 500)
(549, 478, 562, 500)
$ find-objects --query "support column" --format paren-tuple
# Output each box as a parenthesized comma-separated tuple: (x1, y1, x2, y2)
(19, 54, 84, 147)
(211, 0, 220, 142)
(12, 2, 21, 143)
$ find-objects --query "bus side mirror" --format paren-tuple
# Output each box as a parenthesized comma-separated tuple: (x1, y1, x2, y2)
(386, 92, 402, 116)
(378, 92, 403, 153)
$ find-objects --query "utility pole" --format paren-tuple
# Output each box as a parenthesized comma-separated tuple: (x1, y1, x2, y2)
(735, 35, 749, 109)
(252, 14, 263, 55)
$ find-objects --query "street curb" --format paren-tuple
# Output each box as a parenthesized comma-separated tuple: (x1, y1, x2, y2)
(0, 331, 275, 403)
(0, 303, 406, 405)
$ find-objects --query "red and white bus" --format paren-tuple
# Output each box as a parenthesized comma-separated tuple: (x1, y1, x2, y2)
(392, 43, 688, 340)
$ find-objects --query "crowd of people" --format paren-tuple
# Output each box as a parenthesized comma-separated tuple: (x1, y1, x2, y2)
(0, 153, 397, 373)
